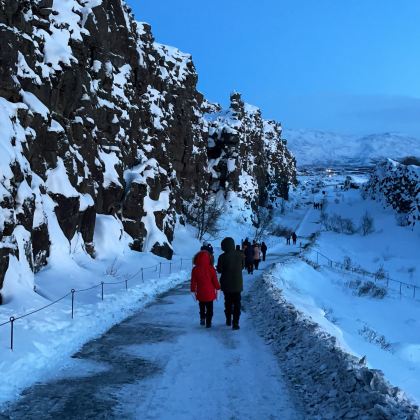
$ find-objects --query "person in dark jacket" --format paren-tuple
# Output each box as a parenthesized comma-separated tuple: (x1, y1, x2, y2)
(191, 250, 220, 328)
(261, 241, 267, 261)
(217, 237, 244, 330)
(244, 244, 254, 274)
(291, 232, 297, 245)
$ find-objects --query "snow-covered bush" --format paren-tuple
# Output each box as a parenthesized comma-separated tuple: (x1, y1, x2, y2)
(357, 281, 387, 299)
(343, 256, 352, 270)
(322, 213, 356, 234)
(359, 325, 392, 351)
(374, 265, 387, 282)
(360, 211, 375, 236)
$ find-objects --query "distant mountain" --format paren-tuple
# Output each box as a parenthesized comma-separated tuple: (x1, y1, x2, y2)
(283, 129, 420, 167)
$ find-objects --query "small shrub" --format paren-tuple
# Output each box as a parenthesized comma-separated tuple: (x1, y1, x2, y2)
(271, 225, 291, 237)
(343, 256, 352, 270)
(360, 211, 375, 235)
(357, 281, 387, 299)
(359, 325, 392, 351)
(374, 264, 387, 281)
(322, 213, 356, 234)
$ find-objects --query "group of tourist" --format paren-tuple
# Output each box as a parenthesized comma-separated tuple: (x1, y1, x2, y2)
(286, 231, 298, 245)
(240, 238, 267, 274)
(190, 237, 268, 330)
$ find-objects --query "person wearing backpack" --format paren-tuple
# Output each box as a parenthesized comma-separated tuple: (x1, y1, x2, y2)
(217, 237, 244, 330)
(191, 250, 220, 328)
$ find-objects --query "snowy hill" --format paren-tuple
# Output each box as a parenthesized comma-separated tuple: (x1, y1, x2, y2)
(284, 129, 420, 167)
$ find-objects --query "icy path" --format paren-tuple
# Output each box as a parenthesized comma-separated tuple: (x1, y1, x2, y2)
(1, 268, 300, 419)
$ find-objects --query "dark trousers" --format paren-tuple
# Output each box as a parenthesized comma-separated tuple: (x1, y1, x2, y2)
(262, 251, 266, 261)
(224, 292, 241, 326)
(254, 259, 260, 270)
(199, 301, 213, 326)
(246, 261, 253, 274)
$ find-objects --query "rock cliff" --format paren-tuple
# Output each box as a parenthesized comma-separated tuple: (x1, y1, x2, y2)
(0, 0, 296, 296)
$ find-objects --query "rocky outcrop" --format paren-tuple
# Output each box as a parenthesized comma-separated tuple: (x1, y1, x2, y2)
(364, 159, 420, 226)
(205, 93, 297, 214)
(0, 0, 296, 299)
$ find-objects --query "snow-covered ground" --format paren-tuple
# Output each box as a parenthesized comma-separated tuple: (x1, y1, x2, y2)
(0, 218, 200, 406)
(268, 168, 420, 403)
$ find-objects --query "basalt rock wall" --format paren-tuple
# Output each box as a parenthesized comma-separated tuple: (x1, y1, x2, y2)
(0, 0, 296, 296)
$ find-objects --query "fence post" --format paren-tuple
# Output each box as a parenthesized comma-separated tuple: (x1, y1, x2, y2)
(9, 317, 14, 351)
(413, 286, 416, 299)
(125, 278, 128, 290)
(169, 262, 172, 274)
(159, 263, 162, 278)
(180, 259, 183, 270)
(399, 282, 402, 297)
(71, 289, 75, 319)
(101, 282, 104, 301)
(141, 268, 144, 282)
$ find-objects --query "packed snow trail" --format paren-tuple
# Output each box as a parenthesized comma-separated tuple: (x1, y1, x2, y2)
(0, 262, 301, 419)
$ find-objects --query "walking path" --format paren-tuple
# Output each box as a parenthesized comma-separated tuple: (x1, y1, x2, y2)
(0, 257, 301, 419)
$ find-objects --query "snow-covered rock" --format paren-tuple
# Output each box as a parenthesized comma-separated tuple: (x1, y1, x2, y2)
(364, 159, 420, 226)
(0, 2, 296, 299)
(205, 93, 297, 215)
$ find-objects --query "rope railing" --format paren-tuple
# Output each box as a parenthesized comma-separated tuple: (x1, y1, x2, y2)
(0, 257, 190, 351)
(301, 248, 419, 300)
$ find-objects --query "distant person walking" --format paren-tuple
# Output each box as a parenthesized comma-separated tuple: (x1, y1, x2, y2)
(286, 234, 291, 245)
(191, 250, 220, 328)
(253, 243, 261, 270)
(244, 243, 254, 274)
(292, 232, 297, 245)
(217, 237, 244, 330)
(261, 241, 267, 262)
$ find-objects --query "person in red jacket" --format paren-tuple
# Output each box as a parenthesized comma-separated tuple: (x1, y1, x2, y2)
(191, 250, 220, 328)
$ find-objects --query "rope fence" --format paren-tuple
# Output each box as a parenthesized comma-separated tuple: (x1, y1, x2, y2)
(0, 257, 191, 351)
(301, 247, 419, 301)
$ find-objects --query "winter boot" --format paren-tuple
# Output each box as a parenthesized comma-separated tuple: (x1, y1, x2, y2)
(206, 321, 212, 328)
(200, 318, 205, 326)
(232, 324, 240, 330)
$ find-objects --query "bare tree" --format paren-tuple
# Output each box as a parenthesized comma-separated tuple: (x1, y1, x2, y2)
(185, 195, 225, 241)
(254, 207, 273, 242)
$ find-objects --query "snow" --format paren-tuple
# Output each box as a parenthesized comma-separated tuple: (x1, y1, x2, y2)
(45, 158, 79, 198)
(266, 168, 420, 403)
(98, 150, 122, 188)
(21, 90, 49, 121)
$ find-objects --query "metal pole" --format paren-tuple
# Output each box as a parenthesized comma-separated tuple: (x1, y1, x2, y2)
(125, 278, 128, 290)
(159, 263, 162, 278)
(399, 282, 402, 297)
(101, 282, 104, 301)
(10, 317, 14, 351)
(180, 259, 183, 270)
(169, 262, 172, 274)
(413, 286, 416, 299)
(141, 268, 144, 282)
(71, 289, 75, 319)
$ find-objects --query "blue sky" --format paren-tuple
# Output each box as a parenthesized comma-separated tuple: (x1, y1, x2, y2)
(127, 0, 420, 136)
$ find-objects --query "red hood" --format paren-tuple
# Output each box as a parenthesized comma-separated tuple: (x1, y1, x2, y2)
(195, 251, 212, 267)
